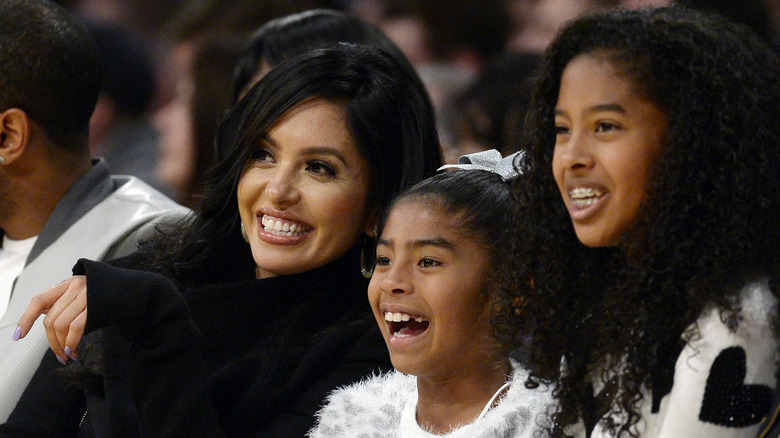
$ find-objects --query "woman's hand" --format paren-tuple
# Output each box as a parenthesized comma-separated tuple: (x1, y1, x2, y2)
(15, 275, 88, 364)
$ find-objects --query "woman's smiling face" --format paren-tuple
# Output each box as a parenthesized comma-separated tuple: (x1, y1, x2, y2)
(368, 199, 495, 378)
(552, 53, 667, 247)
(237, 98, 375, 278)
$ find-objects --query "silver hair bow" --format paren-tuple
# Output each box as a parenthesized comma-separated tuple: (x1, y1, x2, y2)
(438, 149, 523, 181)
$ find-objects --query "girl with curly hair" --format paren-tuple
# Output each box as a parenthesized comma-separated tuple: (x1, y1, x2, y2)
(493, 7, 780, 438)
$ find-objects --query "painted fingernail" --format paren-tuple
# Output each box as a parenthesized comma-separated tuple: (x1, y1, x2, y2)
(12, 326, 21, 341)
(56, 354, 67, 365)
(64, 346, 75, 360)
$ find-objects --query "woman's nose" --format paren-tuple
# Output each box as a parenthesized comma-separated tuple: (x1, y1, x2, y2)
(265, 167, 301, 206)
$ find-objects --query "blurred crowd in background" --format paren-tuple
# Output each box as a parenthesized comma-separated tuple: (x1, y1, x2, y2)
(53, 0, 780, 210)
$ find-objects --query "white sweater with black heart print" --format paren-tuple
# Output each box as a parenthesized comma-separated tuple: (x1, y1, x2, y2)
(589, 279, 779, 438)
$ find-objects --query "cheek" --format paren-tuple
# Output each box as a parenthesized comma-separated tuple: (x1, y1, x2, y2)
(551, 150, 566, 193)
(366, 276, 385, 325)
(236, 171, 256, 220)
(367, 275, 381, 305)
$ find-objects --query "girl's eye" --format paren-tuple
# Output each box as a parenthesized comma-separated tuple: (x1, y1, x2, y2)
(307, 160, 337, 177)
(555, 124, 570, 135)
(375, 255, 391, 267)
(418, 257, 440, 268)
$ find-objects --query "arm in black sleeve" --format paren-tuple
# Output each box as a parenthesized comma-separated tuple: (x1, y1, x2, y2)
(74, 259, 225, 438)
(0, 350, 86, 438)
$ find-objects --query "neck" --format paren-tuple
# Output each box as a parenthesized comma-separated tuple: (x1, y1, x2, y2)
(1, 154, 91, 240)
(415, 360, 510, 434)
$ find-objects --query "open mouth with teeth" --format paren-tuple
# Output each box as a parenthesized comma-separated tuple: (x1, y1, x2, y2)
(261, 215, 312, 237)
(384, 311, 430, 339)
(569, 187, 605, 208)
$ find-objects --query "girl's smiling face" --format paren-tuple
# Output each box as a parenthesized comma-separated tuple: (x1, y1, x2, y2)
(368, 199, 495, 378)
(552, 53, 667, 247)
(237, 98, 375, 278)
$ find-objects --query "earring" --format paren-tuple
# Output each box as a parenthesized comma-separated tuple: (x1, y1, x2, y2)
(359, 235, 375, 279)
(240, 222, 249, 243)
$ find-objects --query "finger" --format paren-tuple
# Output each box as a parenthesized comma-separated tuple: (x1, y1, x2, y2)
(15, 279, 71, 339)
(42, 277, 86, 357)
(48, 282, 87, 354)
(64, 311, 87, 360)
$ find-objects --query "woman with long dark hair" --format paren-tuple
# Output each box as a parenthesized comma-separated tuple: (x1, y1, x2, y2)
(8, 44, 442, 437)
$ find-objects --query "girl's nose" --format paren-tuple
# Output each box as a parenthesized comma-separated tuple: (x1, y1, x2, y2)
(379, 263, 413, 296)
(558, 131, 595, 172)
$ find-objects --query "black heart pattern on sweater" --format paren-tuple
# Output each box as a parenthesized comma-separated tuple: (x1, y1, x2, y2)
(699, 346, 773, 427)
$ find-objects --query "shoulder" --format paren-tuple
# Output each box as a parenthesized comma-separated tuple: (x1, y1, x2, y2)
(639, 279, 779, 436)
(310, 371, 414, 437)
(102, 177, 190, 260)
(476, 362, 555, 437)
(687, 279, 778, 359)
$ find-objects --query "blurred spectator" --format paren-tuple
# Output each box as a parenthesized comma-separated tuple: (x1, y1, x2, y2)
(373, 0, 513, 159)
(86, 21, 166, 191)
(674, 0, 775, 42)
(507, 0, 620, 53)
(155, 37, 244, 210)
(56, 0, 186, 40)
(443, 52, 540, 162)
(231, 8, 418, 99)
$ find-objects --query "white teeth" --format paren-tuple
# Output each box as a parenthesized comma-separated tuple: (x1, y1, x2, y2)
(260, 216, 310, 236)
(384, 312, 426, 323)
(569, 187, 603, 199)
(384, 312, 410, 322)
(569, 187, 604, 208)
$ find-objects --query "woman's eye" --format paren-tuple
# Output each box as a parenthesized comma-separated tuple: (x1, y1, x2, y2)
(375, 256, 391, 267)
(250, 148, 273, 162)
(596, 121, 619, 133)
(418, 257, 440, 268)
(554, 124, 569, 135)
(307, 160, 337, 176)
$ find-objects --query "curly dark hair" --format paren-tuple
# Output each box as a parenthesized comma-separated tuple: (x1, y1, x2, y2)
(492, 7, 780, 437)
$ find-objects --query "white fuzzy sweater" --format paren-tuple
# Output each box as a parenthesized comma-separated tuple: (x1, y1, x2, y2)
(308, 364, 553, 437)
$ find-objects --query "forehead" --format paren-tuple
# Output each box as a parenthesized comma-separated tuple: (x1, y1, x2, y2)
(382, 199, 467, 243)
(557, 53, 652, 109)
(266, 98, 355, 147)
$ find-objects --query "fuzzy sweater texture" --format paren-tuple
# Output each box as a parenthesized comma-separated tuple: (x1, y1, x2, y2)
(309, 363, 553, 437)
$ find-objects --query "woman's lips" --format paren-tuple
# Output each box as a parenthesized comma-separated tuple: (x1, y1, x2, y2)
(255, 214, 312, 245)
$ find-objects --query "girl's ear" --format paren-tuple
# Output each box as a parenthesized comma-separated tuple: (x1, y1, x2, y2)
(364, 208, 380, 238)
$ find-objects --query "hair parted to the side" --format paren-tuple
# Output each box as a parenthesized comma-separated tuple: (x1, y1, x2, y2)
(230, 9, 419, 103)
(493, 7, 780, 437)
(148, 44, 442, 287)
(0, 0, 103, 154)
